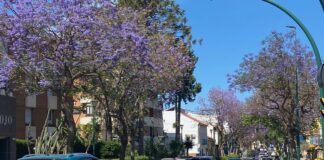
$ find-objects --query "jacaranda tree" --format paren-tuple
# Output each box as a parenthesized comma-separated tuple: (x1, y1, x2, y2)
(0, 1, 195, 158)
(79, 15, 195, 160)
(228, 31, 319, 158)
(200, 87, 244, 155)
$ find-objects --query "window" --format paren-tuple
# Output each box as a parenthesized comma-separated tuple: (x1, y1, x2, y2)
(25, 108, 32, 125)
(86, 104, 93, 115)
(200, 138, 208, 145)
(47, 110, 54, 126)
(149, 108, 154, 117)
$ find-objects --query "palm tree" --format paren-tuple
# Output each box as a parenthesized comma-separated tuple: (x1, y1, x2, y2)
(184, 137, 194, 157)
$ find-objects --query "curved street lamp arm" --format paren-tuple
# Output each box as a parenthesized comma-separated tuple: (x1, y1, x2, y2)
(263, 0, 322, 67)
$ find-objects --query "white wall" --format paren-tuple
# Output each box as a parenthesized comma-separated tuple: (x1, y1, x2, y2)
(163, 110, 201, 155)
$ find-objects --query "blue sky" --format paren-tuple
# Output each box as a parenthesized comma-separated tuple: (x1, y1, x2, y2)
(176, 0, 324, 111)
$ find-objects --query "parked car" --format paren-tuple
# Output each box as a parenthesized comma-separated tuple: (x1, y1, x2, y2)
(190, 156, 213, 160)
(18, 153, 98, 160)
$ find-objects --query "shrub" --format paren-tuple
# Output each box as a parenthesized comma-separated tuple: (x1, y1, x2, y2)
(135, 155, 149, 160)
(16, 139, 34, 159)
(169, 140, 183, 158)
(221, 153, 240, 160)
(99, 140, 121, 159)
(73, 138, 86, 153)
(125, 155, 149, 160)
(144, 138, 169, 159)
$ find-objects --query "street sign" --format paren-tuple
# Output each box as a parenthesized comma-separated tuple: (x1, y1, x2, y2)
(0, 96, 16, 137)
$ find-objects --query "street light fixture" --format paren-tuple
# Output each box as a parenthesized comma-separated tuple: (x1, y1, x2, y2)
(286, 25, 296, 29)
(91, 101, 98, 156)
(286, 25, 301, 160)
(180, 124, 184, 143)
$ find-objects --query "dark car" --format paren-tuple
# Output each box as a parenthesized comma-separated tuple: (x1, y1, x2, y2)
(18, 153, 98, 160)
(190, 156, 213, 160)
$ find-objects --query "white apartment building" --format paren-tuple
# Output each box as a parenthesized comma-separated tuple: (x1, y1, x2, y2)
(187, 112, 220, 144)
(163, 108, 209, 157)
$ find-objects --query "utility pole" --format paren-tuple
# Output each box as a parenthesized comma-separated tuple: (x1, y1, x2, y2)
(286, 25, 301, 160)
(295, 57, 301, 160)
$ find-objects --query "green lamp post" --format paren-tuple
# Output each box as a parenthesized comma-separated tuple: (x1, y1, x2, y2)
(320, 0, 324, 11)
(263, 0, 324, 159)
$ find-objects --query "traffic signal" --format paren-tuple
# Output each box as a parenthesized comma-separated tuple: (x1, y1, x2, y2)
(321, 97, 324, 106)
(320, 98, 324, 117)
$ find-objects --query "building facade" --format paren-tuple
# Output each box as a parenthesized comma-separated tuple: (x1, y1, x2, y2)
(14, 91, 59, 140)
(163, 108, 209, 157)
(0, 95, 16, 160)
(187, 112, 220, 157)
(73, 96, 164, 141)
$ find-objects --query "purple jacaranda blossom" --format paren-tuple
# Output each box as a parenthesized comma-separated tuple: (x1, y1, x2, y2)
(0, 0, 195, 100)
(0, 53, 16, 89)
(229, 31, 318, 141)
(38, 79, 51, 88)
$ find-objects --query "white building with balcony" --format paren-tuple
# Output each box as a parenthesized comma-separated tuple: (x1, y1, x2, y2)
(163, 108, 209, 157)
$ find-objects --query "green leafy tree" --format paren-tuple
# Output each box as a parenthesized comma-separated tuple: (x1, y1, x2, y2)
(144, 138, 169, 160)
(99, 140, 121, 159)
(169, 140, 184, 158)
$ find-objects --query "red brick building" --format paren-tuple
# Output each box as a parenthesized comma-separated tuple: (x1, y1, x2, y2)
(12, 91, 60, 140)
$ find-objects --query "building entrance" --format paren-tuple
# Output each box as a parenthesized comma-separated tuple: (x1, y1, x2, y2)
(0, 137, 10, 160)
(0, 95, 16, 160)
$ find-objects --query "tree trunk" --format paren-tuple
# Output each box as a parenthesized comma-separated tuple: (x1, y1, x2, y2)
(118, 116, 129, 160)
(175, 95, 182, 141)
(130, 129, 136, 160)
(103, 110, 113, 141)
(61, 95, 76, 153)
(138, 115, 144, 154)
(219, 130, 224, 157)
(107, 114, 113, 140)
(177, 96, 181, 141)
(101, 114, 107, 141)
(175, 96, 180, 141)
(103, 95, 113, 141)
(120, 133, 128, 160)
